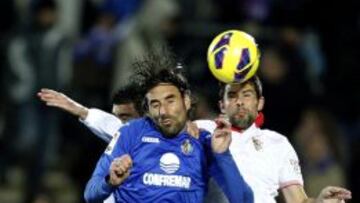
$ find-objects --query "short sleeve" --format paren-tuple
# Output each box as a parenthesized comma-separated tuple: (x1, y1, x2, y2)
(278, 140, 304, 188)
(104, 122, 135, 158)
(80, 108, 124, 143)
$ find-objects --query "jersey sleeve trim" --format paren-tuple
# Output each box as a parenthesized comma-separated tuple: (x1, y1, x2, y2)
(279, 180, 303, 189)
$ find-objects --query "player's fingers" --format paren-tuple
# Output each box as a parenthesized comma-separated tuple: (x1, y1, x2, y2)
(39, 90, 62, 99)
(109, 170, 123, 185)
(121, 154, 133, 168)
(38, 92, 55, 99)
(110, 161, 125, 176)
(215, 117, 231, 129)
(122, 159, 132, 169)
(113, 159, 129, 173)
(214, 129, 231, 138)
(332, 188, 352, 199)
(114, 167, 126, 176)
(39, 94, 56, 102)
(40, 88, 60, 95)
(328, 186, 351, 194)
(110, 161, 119, 172)
(323, 186, 352, 199)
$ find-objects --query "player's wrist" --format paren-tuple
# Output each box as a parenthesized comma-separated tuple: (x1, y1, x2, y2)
(77, 106, 89, 120)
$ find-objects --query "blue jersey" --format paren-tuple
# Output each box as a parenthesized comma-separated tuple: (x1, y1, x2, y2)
(84, 117, 253, 203)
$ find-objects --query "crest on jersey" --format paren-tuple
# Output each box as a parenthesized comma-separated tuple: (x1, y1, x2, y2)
(181, 139, 193, 155)
(290, 159, 301, 175)
(252, 137, 263, 151)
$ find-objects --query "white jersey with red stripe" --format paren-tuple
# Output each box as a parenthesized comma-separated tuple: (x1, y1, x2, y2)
(195, 120, 303, 203)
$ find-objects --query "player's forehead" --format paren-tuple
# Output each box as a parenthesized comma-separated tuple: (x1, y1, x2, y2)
(225, 82, 255, 94)
(146, 83, 182, 101)
(112, 103, 136, 112)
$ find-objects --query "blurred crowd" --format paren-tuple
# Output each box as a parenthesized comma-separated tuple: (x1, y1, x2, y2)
(0, 0, 358, 203)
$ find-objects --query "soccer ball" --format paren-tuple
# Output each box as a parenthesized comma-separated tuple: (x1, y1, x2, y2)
(207, 30, 260, 83)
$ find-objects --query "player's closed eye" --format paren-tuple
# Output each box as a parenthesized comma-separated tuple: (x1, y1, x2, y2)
(227, 92, 237, 99)
(167, 99, 175, 104)
(243, 93, 252, 97)
(150, 102, 160, 109)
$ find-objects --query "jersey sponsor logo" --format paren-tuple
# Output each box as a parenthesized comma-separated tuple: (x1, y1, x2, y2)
(143, 173, 191, 189)
(181, 139, 193, 155)
(142, 136, 160, 143)
(105, 131, 120, 155)
(160, 153, 180, 174)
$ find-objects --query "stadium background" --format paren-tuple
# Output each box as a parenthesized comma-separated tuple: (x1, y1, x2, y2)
(0, 0, 358, 202)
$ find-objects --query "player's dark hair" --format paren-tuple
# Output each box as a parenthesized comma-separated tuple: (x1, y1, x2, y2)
(219, 75, 263, 100)
(31, 0, 57, 13)
(112, 83, 143, 115)
(130, 48, 190, 111)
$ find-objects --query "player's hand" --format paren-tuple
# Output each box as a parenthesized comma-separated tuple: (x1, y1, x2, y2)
(211, 117, 232, 153)
(186, 121, 199, 139)
(316, 186, 351, 203)
(37, 88, 89, 119)
(108, 154, 133, 187)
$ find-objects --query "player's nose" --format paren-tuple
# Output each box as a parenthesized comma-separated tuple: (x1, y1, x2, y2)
(235, 97, 244, 106)
(159, 105, 167, 116)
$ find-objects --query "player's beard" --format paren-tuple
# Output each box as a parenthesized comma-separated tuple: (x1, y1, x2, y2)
(229, 110, 256, 130)
(156, 115, 186, 138)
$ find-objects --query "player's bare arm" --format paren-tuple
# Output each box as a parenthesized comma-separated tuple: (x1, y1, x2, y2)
(282, 185, 351, 203)
(108, 154, 133, 187)
(37, 88, 89, 120)
(186, 121, 200, 139)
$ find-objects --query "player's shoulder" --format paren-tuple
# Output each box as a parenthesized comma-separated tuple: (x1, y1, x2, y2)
(257, 128, 297, 157)
(126, 117, 148, 127)
(118, 117, 152, 136)
(259, 128, 291, 146)
(194, 119, 217, 133)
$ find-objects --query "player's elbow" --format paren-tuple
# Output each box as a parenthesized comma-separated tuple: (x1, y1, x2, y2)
(83, 186, 95, 203)
(83, 181, 101, 203)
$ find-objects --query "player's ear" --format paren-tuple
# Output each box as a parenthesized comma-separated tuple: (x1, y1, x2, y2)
(219, 100, 226, 114)
(257, 96, 264, 111)
(184, 92, 191, 111)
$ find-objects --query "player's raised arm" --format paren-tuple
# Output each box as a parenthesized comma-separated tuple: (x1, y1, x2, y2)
(38, 88, 89, 119)
(209, 117, 254, 203)
(38, 88, 123, 142)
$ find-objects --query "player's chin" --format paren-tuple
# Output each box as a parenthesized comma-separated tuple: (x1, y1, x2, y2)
(160, 126, 180, 137)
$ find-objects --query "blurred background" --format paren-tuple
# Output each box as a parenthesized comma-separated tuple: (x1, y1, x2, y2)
(0, 0, 358, 202)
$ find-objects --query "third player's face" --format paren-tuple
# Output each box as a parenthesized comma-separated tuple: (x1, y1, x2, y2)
(146, 84, 190, 137)
(112, 103, 140, 123)
(222, 83, 263, 129)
